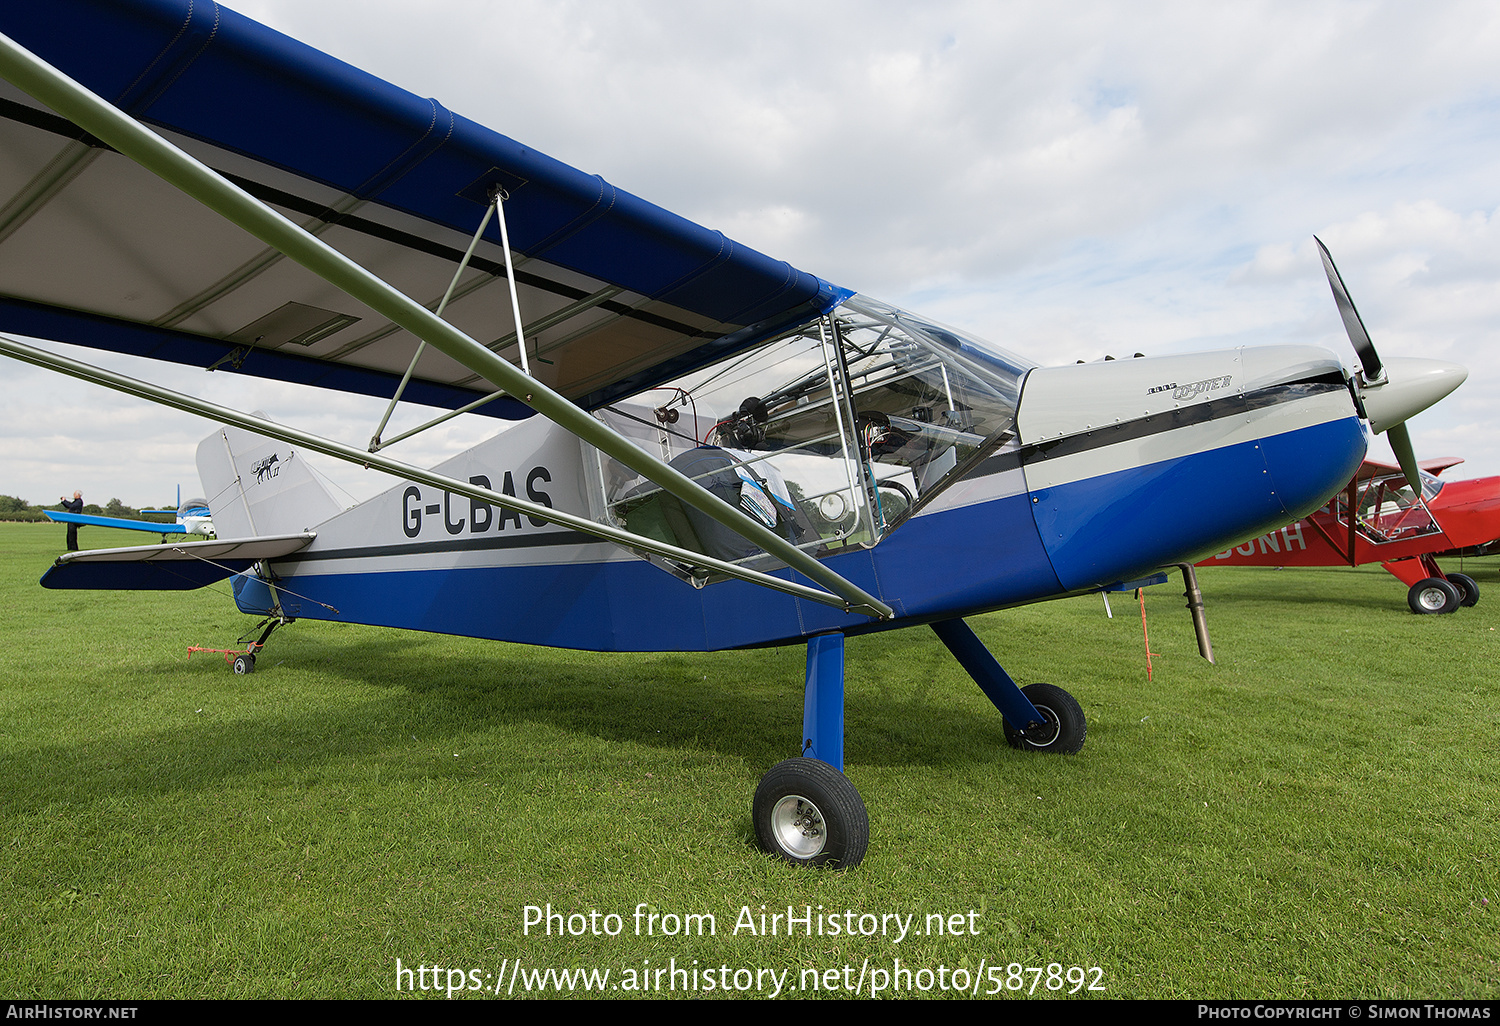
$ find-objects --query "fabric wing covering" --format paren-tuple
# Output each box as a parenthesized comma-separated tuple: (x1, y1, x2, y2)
(0, 0, 844, 418)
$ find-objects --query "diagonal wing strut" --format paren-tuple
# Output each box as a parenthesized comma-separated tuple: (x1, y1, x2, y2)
(0, 30, 891, 620)
(0, 333, 883, 615)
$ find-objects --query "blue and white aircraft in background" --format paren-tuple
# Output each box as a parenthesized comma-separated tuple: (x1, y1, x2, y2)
(0, 1, 1466, 867)
(47, 485, 214, 538)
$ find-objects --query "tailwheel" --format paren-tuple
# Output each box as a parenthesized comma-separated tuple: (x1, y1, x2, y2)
(1408, 578, 1461, 614)
(752, 758, 868, 869)
(232, 653, 256, 675)
(1004, 682, 1086, 754)
(1447, 573, 1480, 608)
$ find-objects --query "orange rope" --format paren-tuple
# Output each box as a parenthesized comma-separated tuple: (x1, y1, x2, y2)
(1138, 587, 1161, 681)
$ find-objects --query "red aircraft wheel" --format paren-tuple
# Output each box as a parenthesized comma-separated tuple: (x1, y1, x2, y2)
(1447, 573, 1480, 608)
(1408, 578, 1461, 615)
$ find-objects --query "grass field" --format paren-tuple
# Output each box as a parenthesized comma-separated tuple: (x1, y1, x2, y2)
(0, 521, 1495, 999)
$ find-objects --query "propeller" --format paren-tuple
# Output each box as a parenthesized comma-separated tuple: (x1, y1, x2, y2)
(1314, 236, 1466, 494)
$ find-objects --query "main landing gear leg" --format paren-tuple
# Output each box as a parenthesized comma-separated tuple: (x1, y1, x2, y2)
(752, 632, 869, 869)
(931, 618, 1086, 754)
(801, 632, 845, 770)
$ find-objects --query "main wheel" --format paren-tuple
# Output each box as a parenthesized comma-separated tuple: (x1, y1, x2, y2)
(752, 758, 868, 869)
(1004, 682, 1086, 754)
(1408, 578, 1461, 615)
(232, 653, 256, 675)
(1447, 573, 1480, 608)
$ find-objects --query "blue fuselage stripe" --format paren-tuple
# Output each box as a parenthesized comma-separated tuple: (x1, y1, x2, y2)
(1030, 415, 1367, 590)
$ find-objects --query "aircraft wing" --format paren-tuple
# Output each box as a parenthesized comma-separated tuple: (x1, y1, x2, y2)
(1355, 456, 1464, 482)
(1418, 457, 1464, 476)
(45, 510, 186, 534)
(0, 1, 892, 619)
(0, 1, 843, 416)
(40, 532, 315, 590)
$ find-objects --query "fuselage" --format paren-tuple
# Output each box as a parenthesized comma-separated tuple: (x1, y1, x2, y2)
(244, 340, 1367, 651)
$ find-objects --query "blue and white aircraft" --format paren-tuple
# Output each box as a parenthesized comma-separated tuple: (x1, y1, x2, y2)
(47, 486, 214, 538)
(0, 1, 1465, 867)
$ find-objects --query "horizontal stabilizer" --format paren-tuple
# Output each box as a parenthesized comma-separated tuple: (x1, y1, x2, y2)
(41, 533, 314, 590)
(45, 510, 186, 533)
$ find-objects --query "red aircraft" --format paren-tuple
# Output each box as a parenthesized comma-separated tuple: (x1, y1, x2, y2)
(1200, 456, 1500, 614)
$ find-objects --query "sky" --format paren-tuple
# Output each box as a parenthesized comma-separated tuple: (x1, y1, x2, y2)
(3, 0, 1499, 508)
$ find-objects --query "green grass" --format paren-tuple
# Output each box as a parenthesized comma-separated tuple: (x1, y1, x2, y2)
(0, 522, 1495, 999)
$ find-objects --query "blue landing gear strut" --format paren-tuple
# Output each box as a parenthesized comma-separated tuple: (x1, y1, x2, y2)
(800, 632, 846, 770)
(751, 632, 869, 869)
(932, 618, 1087, 754)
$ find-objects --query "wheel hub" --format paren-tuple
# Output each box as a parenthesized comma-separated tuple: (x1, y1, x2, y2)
(770, 794, 827, 858)
(1020, 706, 1060, 747)
(1418, 587, 1447, 611)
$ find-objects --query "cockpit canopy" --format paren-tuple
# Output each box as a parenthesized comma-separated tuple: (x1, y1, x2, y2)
(587, 297, 1035, 579)
(1330, 468, 1446, 545)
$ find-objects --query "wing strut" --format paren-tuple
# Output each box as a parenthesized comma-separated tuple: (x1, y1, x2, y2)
(0, 333, 875, 615)
(369, 191, 500, 452)
(370, 187, 553, 452)
(493, 186, 532, 376)
(0, 31, 891, 621)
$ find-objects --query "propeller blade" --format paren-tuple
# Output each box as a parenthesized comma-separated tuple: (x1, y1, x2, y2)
(1314, 237, 1468, 496)
(1315, 236, 1382, 383)
(1387, 422, 1424, 496)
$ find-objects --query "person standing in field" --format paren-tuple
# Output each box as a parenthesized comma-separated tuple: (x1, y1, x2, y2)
(60, 490, 82, 551)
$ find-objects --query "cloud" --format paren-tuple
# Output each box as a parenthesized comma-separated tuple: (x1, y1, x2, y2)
(5, 0, 1500, 504)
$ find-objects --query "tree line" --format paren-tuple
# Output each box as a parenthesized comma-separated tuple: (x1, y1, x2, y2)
(0, 495, 175, 523)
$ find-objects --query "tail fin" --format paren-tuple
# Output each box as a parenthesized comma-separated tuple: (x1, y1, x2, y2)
(196, 415, 344, 538)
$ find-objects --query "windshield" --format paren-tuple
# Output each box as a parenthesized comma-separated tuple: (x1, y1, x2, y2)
(1341, 471, 1445, 544)
(585, 297, 1034, 579)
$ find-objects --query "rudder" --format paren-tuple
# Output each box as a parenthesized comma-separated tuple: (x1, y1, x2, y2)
(196, 416, 344, 538)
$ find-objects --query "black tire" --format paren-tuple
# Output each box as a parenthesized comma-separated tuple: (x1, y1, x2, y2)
(1447, 573, 1480, 608)
(1003, 682, 1086, 754)
(1408, 578, 1461, 615)
(752, 758, 869, 869)
(232, 653, 256, 675)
